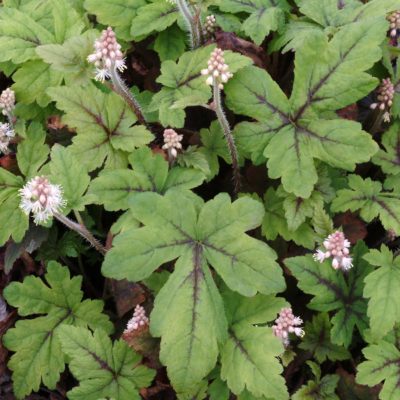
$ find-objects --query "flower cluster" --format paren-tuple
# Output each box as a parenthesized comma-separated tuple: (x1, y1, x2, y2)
(272, 307, 304, 347)
(162, 128, 183, 158)
(370, 78, 395, 123)
(0, 123, 14, 154)
(201, 48, 233, 89)
(19, 176, 66, 224)
(87, 27, 126, 82)
(313, 230, 353, 271)
(124, 305, 149, 333)
(388, 11, 400, 38)
(203, 15, 216, 38)
(0, 88, 15, 116)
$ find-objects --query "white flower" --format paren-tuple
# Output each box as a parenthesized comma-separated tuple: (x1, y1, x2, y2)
(370, 78, 394, 122)
(0, 88, 15, 116)
(201, 48, 233, 89)
(388, 11, 400, 37)
(19, 176, 66, 224)
(0, 122, 14, 154)
(273, 307, 304, 347)
(124, 305, 149, 333)
(314, 230, 353, 271)
(162, 128, 183, 159)
(87, 27, 126, 81)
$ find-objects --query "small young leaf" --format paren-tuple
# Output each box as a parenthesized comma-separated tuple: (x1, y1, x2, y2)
(17, 122, 49, 178)
(299, 313, 350, 363)
(154, 25, 186, 62)
(58, 325, 155, 400)
(84, 0, 146, 41)
(332, 175, 400, 235)
(131, 1, 178, 38)
(48, 145, 91, 211)
(89, 147, 205, 211)
(263, 188, 316, 249)
(3, 261, 112, 399)
(363, 246, 400, 340)
(357, 339, 400, 400)
(0, 168, 28, 245)
(292, 360, 339, 400)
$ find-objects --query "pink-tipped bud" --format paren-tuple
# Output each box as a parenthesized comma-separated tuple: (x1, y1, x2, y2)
(272, 307, 304, 347)
(202, 48, 233, 89)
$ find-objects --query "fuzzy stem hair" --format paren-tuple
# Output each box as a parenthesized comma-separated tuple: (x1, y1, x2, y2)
(55, 212, 107, 256)
(212, 81, 241, 195)
(109, 66, 147, 126)
(176, 0, 200, 48)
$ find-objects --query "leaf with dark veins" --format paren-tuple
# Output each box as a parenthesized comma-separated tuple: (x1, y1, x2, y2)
(373, 122, 400, 176)
(48, 85, 153, 171)
(88, 147, 205, 211)
(102, 191, 285, 396)
(220, 289, 289, 399)
(332, 175, 400, 235)
(285, 242, 372, 347)
(290, 18, 387, 119)
(3, 262, 112, 399)
(226, 66, 377, 198)
(357, 339, 400, 400)
(58, 326, 155, 400)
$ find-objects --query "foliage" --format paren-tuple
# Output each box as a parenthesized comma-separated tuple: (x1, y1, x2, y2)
(0, 0, 399, 398)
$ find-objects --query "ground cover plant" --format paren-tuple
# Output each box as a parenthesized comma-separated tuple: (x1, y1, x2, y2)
(0, 0, 400, 399)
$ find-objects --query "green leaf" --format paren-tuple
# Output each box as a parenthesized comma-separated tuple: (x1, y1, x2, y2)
(3, 261, 112, 399)
(262, 188, 316, 249)
(357, 339, 400, 400)
(226, 64, 378, 197)
(0, 168, 28, 245)
(299, 313, 350, 363)
(58, 326, 155, 400)
(200, 121, 232, 180)
(88, 147, 205, 211)
(47, 85, 153, 171)
(242, 5, 285, 45)
(220, 290, 289, 399)
(363, 246, 400, 340)
(103, 192, 285, 394)
(272, 0, 398, 52)
(17, 122, 49, 178)
(36, 30, 100, 85)
(154, 24, 186, 62)
(372, 122, 400, 176)
(84, 0, 146, 41)
(131, 1, 178, 38)
(292, 360, 339, 400)
(285, 241, 373, 347)
(177, 146, 211, 176)
(149, 45, 252, 128)
(278, 186, 323, 231)
(49, 145, 91, 211)
(332, 175, 400, 235)
(290, 18, 386, 117)
(0, 7, 55, 64)
(12, 60, 64, 107)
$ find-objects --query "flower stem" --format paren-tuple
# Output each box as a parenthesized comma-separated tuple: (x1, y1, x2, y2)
(212, 81, 241, 194)
(109, 66, 147, 126)
(176, 0, 200, 48)
(54, 212, 107, 256)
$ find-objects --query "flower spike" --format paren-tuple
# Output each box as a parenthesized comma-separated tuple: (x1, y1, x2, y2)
(313, 230, 353, 271)
(273, 307, 305, 347)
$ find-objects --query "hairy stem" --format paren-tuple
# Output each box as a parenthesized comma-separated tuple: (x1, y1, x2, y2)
(176, 0, 200, 48)
(55, 212, 107, 256)
(109, 66, 147, 125)
(213, 81, 241, 194)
